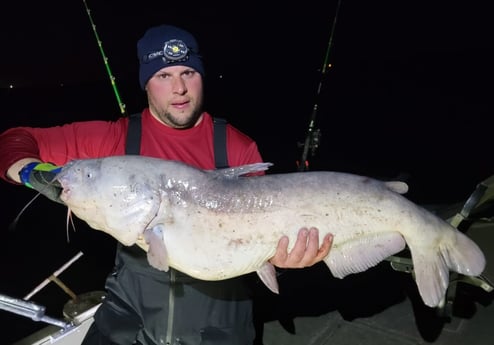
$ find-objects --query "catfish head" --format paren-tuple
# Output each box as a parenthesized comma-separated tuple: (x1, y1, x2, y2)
(56, 158, 162, 246)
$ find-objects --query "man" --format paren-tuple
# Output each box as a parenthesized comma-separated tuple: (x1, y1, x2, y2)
(0, 24, 332, 344)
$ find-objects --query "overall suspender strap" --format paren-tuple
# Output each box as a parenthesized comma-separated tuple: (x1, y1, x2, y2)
(125, 113, 142, 155)
(213, 117, 228, 169)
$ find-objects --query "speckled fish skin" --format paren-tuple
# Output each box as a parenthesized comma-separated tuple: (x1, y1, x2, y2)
(56, 155, 486, 308)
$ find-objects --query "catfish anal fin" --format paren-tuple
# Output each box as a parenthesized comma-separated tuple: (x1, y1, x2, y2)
(256, 262, 279, 294)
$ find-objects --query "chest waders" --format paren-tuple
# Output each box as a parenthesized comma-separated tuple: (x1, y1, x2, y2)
(125, 114, 228, 345)
(91, 113, 255, 344)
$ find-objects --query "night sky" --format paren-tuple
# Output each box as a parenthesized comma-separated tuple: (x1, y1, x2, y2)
(0, 1, 493, 342)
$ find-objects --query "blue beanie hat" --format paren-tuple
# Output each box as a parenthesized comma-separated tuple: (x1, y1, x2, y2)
(137, 25, 205, 90)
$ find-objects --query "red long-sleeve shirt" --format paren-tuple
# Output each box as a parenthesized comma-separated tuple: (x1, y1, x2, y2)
(0, 108, 263, 183)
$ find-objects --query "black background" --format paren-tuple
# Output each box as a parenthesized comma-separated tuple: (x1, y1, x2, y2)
(0, 1, 492, 342)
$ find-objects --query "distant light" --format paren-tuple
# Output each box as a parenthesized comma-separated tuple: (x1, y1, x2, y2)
(9, 85, 13, 89)
(218, 74, 223, 79)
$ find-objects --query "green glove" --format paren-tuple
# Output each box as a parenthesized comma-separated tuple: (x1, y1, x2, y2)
(19, 162, 63, 203)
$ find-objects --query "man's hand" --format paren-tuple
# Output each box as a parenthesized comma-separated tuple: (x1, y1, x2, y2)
(19, 162, 63, 203)
(269, 227, 333, 268)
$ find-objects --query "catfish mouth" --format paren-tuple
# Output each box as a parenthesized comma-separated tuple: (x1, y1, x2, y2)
(59, 187, 71, 203)
(55, 164, 77, 203)
(56, 176, 71, 203)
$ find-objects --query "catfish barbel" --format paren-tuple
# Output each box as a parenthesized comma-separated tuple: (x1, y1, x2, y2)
(56, 155, 486, 307)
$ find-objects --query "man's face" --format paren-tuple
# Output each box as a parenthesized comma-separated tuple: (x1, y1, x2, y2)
(146, 65, 204, 129)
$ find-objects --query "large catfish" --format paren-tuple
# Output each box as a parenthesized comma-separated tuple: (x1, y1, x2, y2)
(56, 155, 485, 307)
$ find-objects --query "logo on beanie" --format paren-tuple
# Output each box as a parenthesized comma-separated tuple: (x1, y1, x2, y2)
(142, 39, 190, 64)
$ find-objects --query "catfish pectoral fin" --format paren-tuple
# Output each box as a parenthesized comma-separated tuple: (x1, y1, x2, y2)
(144, 225, 170, 271)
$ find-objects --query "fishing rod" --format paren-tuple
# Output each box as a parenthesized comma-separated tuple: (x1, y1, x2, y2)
(82, 0, 127, 116)
(297, 0, 342, 172)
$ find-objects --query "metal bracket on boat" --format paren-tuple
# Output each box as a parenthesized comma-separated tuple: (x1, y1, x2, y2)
(0, 293, 71, 330)
(387, 255, 414, 274)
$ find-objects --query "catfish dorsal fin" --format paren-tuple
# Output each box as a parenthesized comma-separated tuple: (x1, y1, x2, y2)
(210, 162, 273, 179)
(385, 181, 409, 194)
